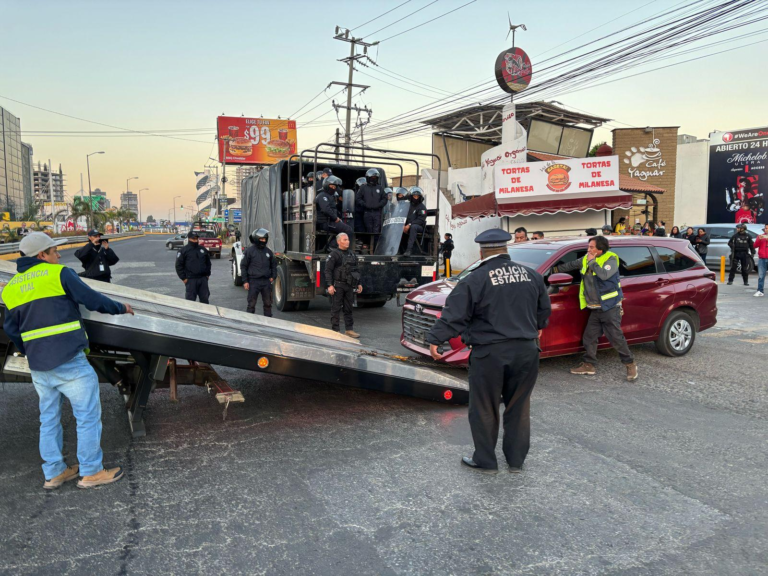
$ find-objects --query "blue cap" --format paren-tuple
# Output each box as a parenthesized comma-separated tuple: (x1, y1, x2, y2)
(474, 228, 512, 247)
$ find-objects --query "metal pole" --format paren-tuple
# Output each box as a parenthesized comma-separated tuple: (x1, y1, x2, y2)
(87, 155, 93, 230)
(335, 129, 340, 163)
(344, 40, 355, 162)
(48, 159, 54, 224)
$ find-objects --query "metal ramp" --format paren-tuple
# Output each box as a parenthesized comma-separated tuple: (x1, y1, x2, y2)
(0, 260, 467, 437)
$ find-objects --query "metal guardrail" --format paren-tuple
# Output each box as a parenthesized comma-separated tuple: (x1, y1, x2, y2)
(0, 231, 143, 255)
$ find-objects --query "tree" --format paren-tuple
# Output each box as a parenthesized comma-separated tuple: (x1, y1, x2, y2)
(146, 215, 155, 223)
(588, 141, 608, 157)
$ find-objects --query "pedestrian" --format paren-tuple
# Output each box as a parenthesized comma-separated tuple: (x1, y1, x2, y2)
(531, 231, 544, 240)
(426, 228, 551, 474)
(175, 230, 211, 303)
(692, 227, 710, 265)
(74, 229, 119, 283)
(614, 217, 627, 235)
(403, 187, 427, 256)
(514, 227, 529, 243)
(325, 232, 362, 338)
(669, 226, 682, 239)
(754, 223, 768, 297)
(684, 226, 696, 244)
(657, 221, 666, 235)
(356, 169, 387, 236)
(2, 232, 134, 489)
(601, 225, 613, 236)
(554, 235, 638, 381)
(353, 176, 367, 233)
(728, 223, 755, 286)
(241, 228, 276, 317)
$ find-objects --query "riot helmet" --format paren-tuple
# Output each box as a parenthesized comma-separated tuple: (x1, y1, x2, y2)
(315, 170, 325, 182)
(322, 167, 333, 177)
(355, 177, 367, 191)
(384, 187, 393, 198)
(395, 187, 408, 201)
(307, 172, 315, 183)
(365, 168, 380, 185)
(249, 228, 270, 247)
(408, 186, 424, 204)
(323, 175, 343, 193)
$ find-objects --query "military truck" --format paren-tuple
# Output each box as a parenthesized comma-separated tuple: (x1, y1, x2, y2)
(231, 144, 442, 311)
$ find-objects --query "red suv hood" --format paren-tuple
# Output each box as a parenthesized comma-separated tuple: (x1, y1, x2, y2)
(406, 278, 454, 306)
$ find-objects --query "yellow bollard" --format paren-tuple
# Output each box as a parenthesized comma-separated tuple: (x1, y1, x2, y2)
(445, 258, 451, 278)
(720, 255, 726, 283)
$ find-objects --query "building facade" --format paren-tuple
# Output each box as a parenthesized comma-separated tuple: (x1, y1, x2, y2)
(0, 106, 27, 219)
(33, 162, 66, 204)
(233, 165, 260, 202)
(120, 191, 138, 214)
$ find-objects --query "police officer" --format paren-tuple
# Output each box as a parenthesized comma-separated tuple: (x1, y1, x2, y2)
(728, 223, 756, 286)
(325, 232, 362, 338)
(353, 176, 367, 233)
(241, 228, 277, 317)
(403, 187, 427, 256)
(175, 230, 212, 304)
(74, 229, 120, 283)
(427, 229, 550, 474)
(315, 175, 353, 238)
(357, 169, 387, 235)
(395, 188, 407, 202)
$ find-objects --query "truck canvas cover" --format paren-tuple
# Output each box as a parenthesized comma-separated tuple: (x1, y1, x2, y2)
(241, 164, 285, 252)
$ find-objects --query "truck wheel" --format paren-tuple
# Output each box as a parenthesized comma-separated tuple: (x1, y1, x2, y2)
(296, 300, 310, 311)
(232, 258, 243, 287)
(215, 252, 221, 259)
(356, 297, 387, 308)
(655, 310, 696, 357)
(275, 264, 297, 311)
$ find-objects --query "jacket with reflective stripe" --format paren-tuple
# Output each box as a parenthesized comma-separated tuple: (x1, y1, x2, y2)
(579, 251, 623, 311)
(2, 258, 125, 371)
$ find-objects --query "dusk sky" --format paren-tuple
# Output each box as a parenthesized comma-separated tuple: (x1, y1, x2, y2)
(1, 0, 765, 220)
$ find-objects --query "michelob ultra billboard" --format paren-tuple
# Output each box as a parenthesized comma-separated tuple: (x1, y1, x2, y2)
(217, 116, 297, 165)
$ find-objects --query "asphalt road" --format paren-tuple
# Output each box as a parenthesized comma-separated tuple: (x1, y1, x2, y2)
(1, 234, 766, 575)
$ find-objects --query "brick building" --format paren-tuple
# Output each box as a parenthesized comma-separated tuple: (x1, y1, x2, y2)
(612, 127, 679, 229)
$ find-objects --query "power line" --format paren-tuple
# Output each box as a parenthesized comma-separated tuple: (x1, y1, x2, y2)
(378, 0, 478, 42)
(367, 0, 441, 37)
(288, 85, 331, 118)
(350, 0, 414, 30)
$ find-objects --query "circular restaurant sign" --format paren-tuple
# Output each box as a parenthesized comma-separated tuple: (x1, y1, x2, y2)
(494, 47, 532, 94)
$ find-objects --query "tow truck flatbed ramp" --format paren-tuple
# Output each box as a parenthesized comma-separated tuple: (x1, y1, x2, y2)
(0, 261, 467, 437)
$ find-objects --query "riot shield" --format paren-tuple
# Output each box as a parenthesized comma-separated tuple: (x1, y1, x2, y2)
(375, 200, 410, 256)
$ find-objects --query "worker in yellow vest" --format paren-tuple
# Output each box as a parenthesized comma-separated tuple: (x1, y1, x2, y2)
(2, 233, 134, 489)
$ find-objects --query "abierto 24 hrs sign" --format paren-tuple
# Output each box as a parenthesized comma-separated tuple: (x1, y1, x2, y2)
(495, 155, 620, 201)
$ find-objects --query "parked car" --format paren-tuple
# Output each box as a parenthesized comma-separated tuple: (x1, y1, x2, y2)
(401, 236, 718, 367)
(166, 233, 187, 250)
(687, 223, 762, 274)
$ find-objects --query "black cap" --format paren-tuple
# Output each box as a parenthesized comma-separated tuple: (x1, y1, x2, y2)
(474, 228, 512, 247)
(87, 229, 101, 237)
(188, 230, 200, 238)
(737, 223, 748, 230)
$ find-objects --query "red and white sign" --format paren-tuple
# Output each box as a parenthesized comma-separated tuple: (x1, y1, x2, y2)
(495, 155, 620, 202)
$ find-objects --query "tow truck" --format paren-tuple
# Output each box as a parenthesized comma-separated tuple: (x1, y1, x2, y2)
(231, 144, 442, 310)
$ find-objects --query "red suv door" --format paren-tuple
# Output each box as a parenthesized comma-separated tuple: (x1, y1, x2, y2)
(543, 247, 588, 355)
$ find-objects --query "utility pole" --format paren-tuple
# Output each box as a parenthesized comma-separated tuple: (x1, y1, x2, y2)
(335, 129, 340, 163)
(332, 27, 375, 161)
(48, 159, 54, 225)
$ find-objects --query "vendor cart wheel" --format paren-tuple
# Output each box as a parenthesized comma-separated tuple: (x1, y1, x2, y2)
(275, 264, 297, 311)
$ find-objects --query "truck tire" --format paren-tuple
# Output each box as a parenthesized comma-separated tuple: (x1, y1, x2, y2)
(275, 264, 297, 311)
(655, 310, 696, 357)
(232, 258, 243, 287)
(356, 296, 388, 308)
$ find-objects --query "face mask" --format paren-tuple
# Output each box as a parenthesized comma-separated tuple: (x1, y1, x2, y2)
(411, 197, 421, 204)
(258, 240, 267, 249)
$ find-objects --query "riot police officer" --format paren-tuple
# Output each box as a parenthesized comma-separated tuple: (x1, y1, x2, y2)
(325, 232, 362, 338)
(356, 169, 387, 235)
(315, 175, 353, 238)
(426, 229, 551, 474)
(403, 187, 427, 255)
(395, 188, 407, 202)
(353, 176, 367, 233)
(241, 228, 277, 317)
(175, 230, 212, 304)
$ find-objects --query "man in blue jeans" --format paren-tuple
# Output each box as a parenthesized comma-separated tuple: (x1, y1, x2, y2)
(3, 233, 134, 489)
(755, 223, 768, 297)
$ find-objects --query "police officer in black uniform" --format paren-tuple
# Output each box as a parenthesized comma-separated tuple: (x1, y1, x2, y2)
(403, 187, 427, 255)
(353, 176, 367, 233)
(175, 230, 212, 304)
(315, 175, 353, 238)
(325, 232, 362, 338)
(241, 228, 277, 317)
(728, 223, 756, 286)
(426, 229, 551, 474)
(74, 229, 120, 283)
(356, 169, 387, 235)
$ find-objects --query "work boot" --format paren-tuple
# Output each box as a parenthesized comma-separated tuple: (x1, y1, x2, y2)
(43, 464, 79, 490)
(570, 362, 596, 375)
(626, 362, 638, 381)
(344, 329, 360, 338)
(77, 467, 124, 489)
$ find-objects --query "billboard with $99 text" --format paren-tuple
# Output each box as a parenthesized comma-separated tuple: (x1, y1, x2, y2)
(217, 116, 297, 165)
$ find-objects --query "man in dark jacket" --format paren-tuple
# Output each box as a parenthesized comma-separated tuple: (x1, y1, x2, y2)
(403, 187, 427, 256)
(315, 176, 352, 243)
(241, 228, 277, 317)
(356, 169, 387, 235)
(728, 223, 756, 286)
(426, 228, 551, 474)
(353, 176, 367, 233)
(440, 233, 455, 276)
(325, 232, 362, 337)
(175, 230, 212, 303)
(74, 230, 119, 282)
(3, 232, 133, 489)
(692, 228, 710, 264)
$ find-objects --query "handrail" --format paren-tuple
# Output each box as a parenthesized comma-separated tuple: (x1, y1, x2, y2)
(0, 231, 143, 255)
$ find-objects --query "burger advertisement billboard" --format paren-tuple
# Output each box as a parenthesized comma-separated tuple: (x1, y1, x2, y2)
(707, 126, 768, 224)
(217, 116, 297, 165)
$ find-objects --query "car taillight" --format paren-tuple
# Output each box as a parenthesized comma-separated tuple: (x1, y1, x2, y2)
(443, 390, 453, 400)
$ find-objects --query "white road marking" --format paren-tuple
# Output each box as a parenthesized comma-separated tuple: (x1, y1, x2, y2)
(113, 262, 157, 269)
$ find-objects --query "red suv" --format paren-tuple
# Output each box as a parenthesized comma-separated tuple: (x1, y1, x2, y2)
(401, 236, 718, 366)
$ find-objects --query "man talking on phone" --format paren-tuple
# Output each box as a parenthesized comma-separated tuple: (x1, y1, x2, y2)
(74, 229, 120, 283)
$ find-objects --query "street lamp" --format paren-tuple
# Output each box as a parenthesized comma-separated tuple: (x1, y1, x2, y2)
(138, 188, 149, 224)
(173, 195, 181, 229)
(86, 151, 105, 230)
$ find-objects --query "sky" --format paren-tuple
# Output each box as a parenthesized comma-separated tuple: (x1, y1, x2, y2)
(1, 0, 766, 221)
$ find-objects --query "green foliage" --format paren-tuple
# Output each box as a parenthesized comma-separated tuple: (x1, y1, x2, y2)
(588, 141, 607, 157)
